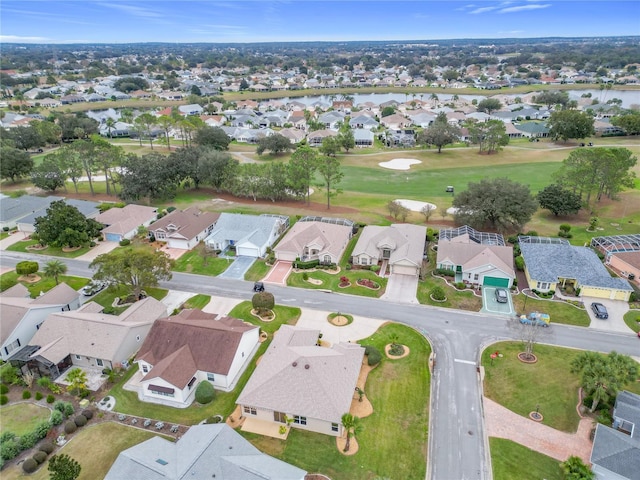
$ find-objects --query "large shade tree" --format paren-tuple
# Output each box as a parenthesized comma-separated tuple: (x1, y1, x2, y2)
(417, 111, 461, 153)
(466, 119, 509, 154)
(452, 178, 538, 232)
(90, 247, 174, 300)
(0, 147, 34, 182)
(536, 184, 583, 216)
(34, 201, 103, 248)
(547, 110, 595, 142)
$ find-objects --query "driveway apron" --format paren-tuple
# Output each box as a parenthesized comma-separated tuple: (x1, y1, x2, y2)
(381, 273, 418, 303)
(218, 256, 255, 280)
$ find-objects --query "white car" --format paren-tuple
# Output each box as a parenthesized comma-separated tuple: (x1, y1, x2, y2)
(81, 280, 107, 296)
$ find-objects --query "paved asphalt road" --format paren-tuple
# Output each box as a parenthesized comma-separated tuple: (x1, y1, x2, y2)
(2, 251, 639, 480)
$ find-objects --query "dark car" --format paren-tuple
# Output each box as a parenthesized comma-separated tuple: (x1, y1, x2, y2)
(494, 288, 509, 303)
(591, 302, 608, 319)
(253, 282, 265, 292)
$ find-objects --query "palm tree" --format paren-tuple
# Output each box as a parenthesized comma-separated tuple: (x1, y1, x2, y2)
(105, 117, 116, 139)
(430, 93, 439, 108)
(65, 367, 88, 396)
(341, 413, 362, 452)
(43, 260, 67, 285)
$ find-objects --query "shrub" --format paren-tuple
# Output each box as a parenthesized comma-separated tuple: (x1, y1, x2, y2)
(0, 384, 8, 394)
(302, 272, 309, 280)
(34, 420, 51, 440)
(195, 381, 215, 405)
(0, 395, 7, 406)
(0, 363, 20, 384)
(166, 206, 176, 213)
(35, 391, 43, 400)
(89, 241, 96, 247)
(119, 238, 131, 246)
(39, 441, 54, 454)
(431, 286, 446, 301)
(515, 256, 525, 271)
(37, 377, 52, 389)
(81, 408, 94, 420)
(16, 260, 39, 277)
(50, 410, 64, 426)
(364, 345, 382, 366)
(435, 268, 455, 277)
(293, 259, 319, 269)
(19, 431, 38, 450)
(22, 390, 31, 399)
(370, 265, 380, 272)
(0, 432, 16, 444)
(252, 291, 275, 314)
(33, 450, 48, 464)
(455, 282, 466, 290)
(22, 457, 38, 473)
(54, 401, 74, 417)
(0, 439, 19, 461)
(63, 421, 77, 434)
(46, 394, 55, 404)
(74, 415, 87, 427)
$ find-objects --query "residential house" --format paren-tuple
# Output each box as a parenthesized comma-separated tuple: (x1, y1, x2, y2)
(353, 129, 374, 147)
(274, 219, 352, 264)
(105, 424, 306, 480)
(515, 121, 550, 138)
(519, 236, 633, 300)
(349, 114, 379, 130)
(590, 391, 640, 480)
(380, 113, 409, 129)
(352, 224, 426, 276)
(318, 111, 346, 130)
(307, 129, 338, 147)
(204, 213, 288, 257)
(278, 127, 306, 144)
(1, 283, 80, 363)
(437, 226, 515, 289)
(4, 196, 100, 234)
(148, 208, 219, 250)
(607, 252, 640, 283)
(178, 104, 204, 116)
(237, 325, 364, 437)
(27, 297, 167, 380)
(135, 309, 259, 406)
(95, 204, 158, 242)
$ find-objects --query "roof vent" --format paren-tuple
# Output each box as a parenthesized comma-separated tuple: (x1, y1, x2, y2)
(156, 459, 168, 466)
(292, 362, 297, 367)
(305, 364, 310, 369)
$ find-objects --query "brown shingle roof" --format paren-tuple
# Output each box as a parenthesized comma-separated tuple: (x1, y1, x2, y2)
(137, 310, 257, 386)
(148, 208, 219, 241)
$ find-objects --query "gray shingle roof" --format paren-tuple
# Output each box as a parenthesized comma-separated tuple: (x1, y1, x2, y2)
(519, 241, 632, 291)
(105, 424, 306, 480)
(237, 325, 364, 424)
(590, 423, 640, 478)
(204, 213, 281, 250)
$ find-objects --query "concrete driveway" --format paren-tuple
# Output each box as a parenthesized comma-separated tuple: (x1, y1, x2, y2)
(381, 273, 418, 303)
(481, 286, 514, 316)
(218, 256, 255, 280)
(583, 296, 631, 333)
(76, 240, 119, 261)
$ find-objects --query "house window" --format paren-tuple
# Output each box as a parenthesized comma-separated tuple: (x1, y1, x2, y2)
(75, 354, 81, 360)
(187, 377, 196, 389)
(243, 406, 257, 416)
(537, 282, 550, 290)
(361, 257, 368, 265)
(148, 385, 174, 397)
(207, 372, 215, 381)
(331, 423, 339, 432)
(323, 255, 331, 264)
(382, 248, 391, 259)
(96, 359, 104, 367)
(293, 415, 307, 425)
(36, 321, 44, 330)
(142, 365, 148, 373)
(274, 411, 287, 423)
(5, 339, 20, 354)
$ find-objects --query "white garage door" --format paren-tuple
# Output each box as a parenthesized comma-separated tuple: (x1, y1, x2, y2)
(391, 264, 417, 276)
(237, 245, 260, 257)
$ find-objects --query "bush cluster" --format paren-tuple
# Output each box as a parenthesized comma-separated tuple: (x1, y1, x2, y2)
(35, 391, 43, 401)
(46, 394, 55, 404)
(39, 441, 54, 454)
(0, 417, 52, 465)
(64, 421, 77, 434)
(0, 395, 8, 406)
(431, 286, 446, 301)
(364, 345, 382, 366)
(293, 259, 319, 269)
(0, 384, 8, 394)
(22, 457, 38, 473)
(22, 390, 31, 400)
(74, 415, 87, 427)
(50, 410, 64, 426)
(81, 408, 94, 420)
(434, 268, 455, 277)
(119, 238, 131, 246)
(33, 450, 48, 464)
(514, 256, 525, 271)
(54, 401, 74, 417)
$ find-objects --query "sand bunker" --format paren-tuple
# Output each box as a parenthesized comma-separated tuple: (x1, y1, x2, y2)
(378, 158, 422, 170)
(395, 199, 437, 212)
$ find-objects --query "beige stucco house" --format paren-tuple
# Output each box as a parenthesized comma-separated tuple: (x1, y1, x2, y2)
(274, 220, 352, 265)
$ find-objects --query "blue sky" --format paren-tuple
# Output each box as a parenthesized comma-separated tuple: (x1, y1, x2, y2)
(1, 1, 638, 44)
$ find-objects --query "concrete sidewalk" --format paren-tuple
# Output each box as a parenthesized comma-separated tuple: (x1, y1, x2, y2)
(0, 231, 29, 250)
(202, 296, 243, 316)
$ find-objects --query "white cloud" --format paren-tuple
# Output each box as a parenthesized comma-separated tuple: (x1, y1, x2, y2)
(499, 3, 552, 13)
(0, 35, 50, 43)
(97, 3, 163, 18)
(469, 6, 500, 14)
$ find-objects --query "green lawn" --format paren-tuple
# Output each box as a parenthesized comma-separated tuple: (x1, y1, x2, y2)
(623, 309, 640, 333)
(416, 274, 483, 311)
(287, 269, 388, 298)
(512, 293, 590, 327)
(108, 302, 301, 425)
(6, 239, 90, 258)
(244, 259, 271, 281)
(242, 322, 431, 480)
(0, 403, 51, 437)
(0, 422, 169, 480)
(172, 250, 230, 276)
(0, 271, 89, 296)
(490, 438, 562, 480)
(182, 294, 211, 310)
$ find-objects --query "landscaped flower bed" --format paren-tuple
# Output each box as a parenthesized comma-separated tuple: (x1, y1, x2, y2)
(357, 278, 380, 289)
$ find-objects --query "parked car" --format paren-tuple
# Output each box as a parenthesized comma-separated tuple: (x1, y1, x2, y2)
(253, 281, 265, 292)
(81, 280, 107, 296)
(591, 302, 608, 319)
(494, 288, 509, 303)
(519, 312, 550, 327)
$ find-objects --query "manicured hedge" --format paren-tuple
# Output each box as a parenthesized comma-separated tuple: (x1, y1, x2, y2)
(195, 381, 215, 405)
